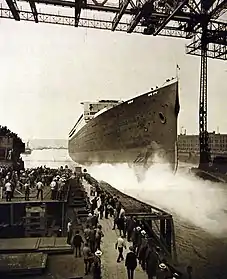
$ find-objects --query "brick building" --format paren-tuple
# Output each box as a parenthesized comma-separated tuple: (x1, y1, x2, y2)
(177, 132, 227, 154)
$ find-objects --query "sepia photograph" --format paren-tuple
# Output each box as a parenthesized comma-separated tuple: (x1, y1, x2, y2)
(0, 1, 226, 279)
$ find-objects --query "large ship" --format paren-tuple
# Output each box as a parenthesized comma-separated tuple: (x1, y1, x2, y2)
(68, 79, 180, 171)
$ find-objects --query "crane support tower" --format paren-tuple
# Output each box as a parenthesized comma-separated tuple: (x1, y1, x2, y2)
(0, 0, 227, 169)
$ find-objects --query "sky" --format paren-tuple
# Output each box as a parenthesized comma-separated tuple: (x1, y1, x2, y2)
(0, 5, 226, 140)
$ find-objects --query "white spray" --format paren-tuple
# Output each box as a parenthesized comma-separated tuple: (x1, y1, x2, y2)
(88, 159, 227, 236)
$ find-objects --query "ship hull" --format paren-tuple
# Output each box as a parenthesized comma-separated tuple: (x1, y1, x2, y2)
(68, 81, 180, 171)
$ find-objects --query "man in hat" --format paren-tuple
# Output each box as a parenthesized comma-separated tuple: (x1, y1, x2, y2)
(132, 226, 141, 253)
(93, 250, 102, 279)
(156, 263, 172, 279)
(125, 246, 137, 279)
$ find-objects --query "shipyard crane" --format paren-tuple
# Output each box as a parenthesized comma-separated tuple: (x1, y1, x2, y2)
(0, 0, 227, 169)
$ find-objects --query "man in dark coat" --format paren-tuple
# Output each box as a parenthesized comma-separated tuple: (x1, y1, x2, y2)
(117, 216, 125, 237)
(138, 233, 149, 270)
(126, 216, 136, 242)
(145, 247, 159, 279)
(72, 230, 84, 257)
(125, 246, 137, 279)
(89, 226, 96, 253)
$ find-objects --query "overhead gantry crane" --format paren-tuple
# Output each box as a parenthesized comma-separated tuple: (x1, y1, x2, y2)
(0, 0, 227, 169)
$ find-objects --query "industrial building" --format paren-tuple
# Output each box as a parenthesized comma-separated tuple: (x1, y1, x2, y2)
(178, 132, 227, 154)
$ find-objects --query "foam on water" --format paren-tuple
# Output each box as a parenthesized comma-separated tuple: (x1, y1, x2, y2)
(88, 158, 227, 237)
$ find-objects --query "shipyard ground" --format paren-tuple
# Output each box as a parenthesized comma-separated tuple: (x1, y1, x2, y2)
(0, 184, 51, 202)
(84, 172, 227, 279)
(0, 176, 151, 279)
(1, 172, 227, 279)
(2, 182, 148, 279)
(27, 218, 148, 279)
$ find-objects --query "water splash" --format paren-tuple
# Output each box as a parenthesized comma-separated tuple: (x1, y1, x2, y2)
(88, 160, 227, 236)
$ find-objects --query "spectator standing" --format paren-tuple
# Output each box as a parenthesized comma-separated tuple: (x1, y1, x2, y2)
(115, 235, 126, 263)
(5, 180, 12, 201)
(83, 243, 92, 275)
(72, 230, 84, 257)
(93, 250, 102, 279)
(67, 220, 72, 245)
(36, 180, 44, 200)
(125, 246, 137, 279)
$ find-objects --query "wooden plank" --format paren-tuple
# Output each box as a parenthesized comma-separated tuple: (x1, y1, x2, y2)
(0, 237, 72, 254)
(54, 237, 69, 247)
(0, 252, 47, 275)
(38, 237, 55, 248)
(0, 237, 39, 251)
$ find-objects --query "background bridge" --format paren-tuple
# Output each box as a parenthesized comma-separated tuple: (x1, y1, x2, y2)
(1, 0, 227, 169)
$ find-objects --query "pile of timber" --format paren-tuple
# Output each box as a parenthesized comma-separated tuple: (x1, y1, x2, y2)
(100, 181, 155, 214)
(84, 173, 170, 216)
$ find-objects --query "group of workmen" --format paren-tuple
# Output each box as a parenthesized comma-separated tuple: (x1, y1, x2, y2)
(67, 214, 104, 279)
(92, 185, 179, 279)
(0, 165, 72, 202)
(67, 174, 180, 279)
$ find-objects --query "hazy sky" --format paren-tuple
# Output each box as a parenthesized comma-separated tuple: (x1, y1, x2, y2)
(0, 11, 226, 140)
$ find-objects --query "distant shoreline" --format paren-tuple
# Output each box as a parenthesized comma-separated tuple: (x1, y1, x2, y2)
(33, 147, 68, 150)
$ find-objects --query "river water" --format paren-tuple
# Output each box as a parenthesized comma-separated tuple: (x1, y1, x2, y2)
(22, 149, 227, 279)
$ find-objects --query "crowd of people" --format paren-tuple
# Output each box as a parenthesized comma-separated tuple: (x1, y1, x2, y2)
(67, 175, 181, 279)
(0, 163, 182, 279)
(0, 165, 72, 201)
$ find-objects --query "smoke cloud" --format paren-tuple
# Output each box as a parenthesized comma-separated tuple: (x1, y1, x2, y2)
(88, 160, 227, 236)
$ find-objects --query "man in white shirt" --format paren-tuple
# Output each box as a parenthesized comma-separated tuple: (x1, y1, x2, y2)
(5, 181, 12, 201)
(57, 177, 65, 201)
(50, 178, 57, 200)
(115, 235, 126, 263)
(119, 208, 125, 218)
(67, 220, 72, 245)
(36, 180, 44, 200)
(24, 181, 30, 201)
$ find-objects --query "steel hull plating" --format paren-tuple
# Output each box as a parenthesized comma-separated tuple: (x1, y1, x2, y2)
(68, 81, 180, 171)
